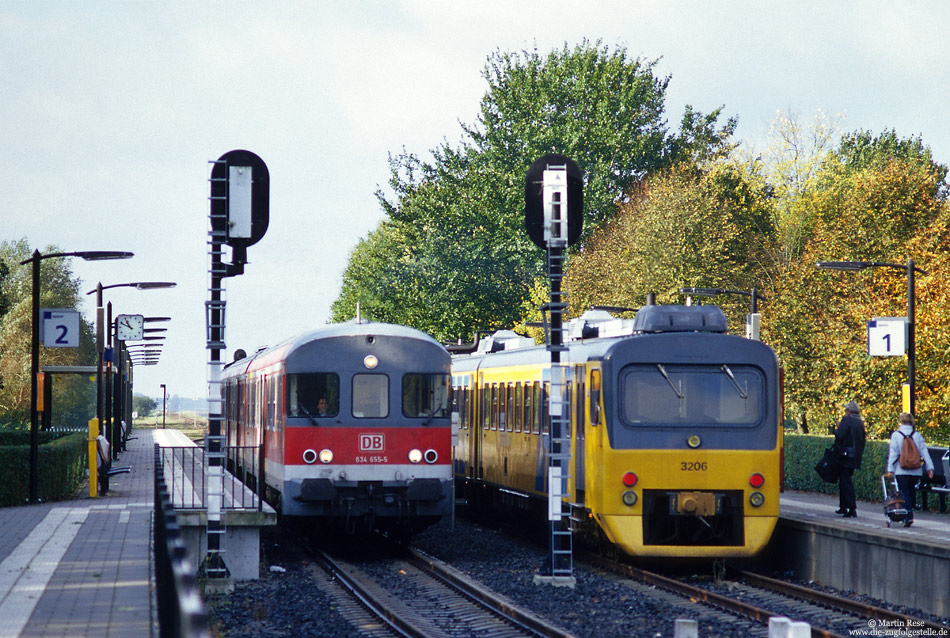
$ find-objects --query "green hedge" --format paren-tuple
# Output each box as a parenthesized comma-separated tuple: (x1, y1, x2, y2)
(786, 433, 903, 504)
(0, 433, 88, 507)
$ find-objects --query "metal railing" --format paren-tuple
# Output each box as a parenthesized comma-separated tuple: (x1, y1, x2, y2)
(154, 444, 209, 638)
(157, 445, 264, 511)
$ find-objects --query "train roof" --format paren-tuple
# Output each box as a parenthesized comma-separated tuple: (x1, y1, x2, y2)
(224, 320, 447, 375)
(452, 305, 760, 373)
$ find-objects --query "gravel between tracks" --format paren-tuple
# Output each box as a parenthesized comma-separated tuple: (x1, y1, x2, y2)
(207, 515, 763, 637)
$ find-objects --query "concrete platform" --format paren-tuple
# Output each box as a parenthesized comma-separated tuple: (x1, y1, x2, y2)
(772, 490, 950, 618)
(0, 429, 156, 638)
(153, 431, 276, 581)
(0, 426, 276, 637)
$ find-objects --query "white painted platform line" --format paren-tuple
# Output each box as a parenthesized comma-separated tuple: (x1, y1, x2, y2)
(0, 507, 89, 638)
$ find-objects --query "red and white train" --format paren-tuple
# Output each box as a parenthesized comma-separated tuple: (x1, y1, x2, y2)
(222, 320, 453, 537)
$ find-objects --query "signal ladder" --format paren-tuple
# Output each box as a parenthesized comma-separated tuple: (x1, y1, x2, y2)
(202, 160, 230, 579)
(541, 246, 574, 583)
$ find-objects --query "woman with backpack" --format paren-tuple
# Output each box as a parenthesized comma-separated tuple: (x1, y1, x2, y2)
(884, 412, 935, 527)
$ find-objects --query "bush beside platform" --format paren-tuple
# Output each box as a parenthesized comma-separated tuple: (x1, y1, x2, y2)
(0, 432, 88, 507)
(784, 432, 945, 509)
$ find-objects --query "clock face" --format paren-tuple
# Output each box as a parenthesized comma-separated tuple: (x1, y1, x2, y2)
(116, 314, 145, 341)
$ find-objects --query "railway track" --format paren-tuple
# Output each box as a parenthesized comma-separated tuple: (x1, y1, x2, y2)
(580, 551, 949, 637)
(305, 540, 575, 638)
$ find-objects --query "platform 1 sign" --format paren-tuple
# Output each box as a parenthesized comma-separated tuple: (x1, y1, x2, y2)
(867, 317, 906, 357)
(41, 308, 80, 348)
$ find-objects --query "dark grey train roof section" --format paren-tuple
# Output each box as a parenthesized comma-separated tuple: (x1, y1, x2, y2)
(633, 304, 728, 333)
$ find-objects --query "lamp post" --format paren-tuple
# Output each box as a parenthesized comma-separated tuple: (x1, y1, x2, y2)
(160, 384, 167, 428)
(816, 259, 928, 415)
(86, 281, 175, 447)
(19, 249, 133, 504)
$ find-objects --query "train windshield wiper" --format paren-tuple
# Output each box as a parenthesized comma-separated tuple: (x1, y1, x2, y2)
(721, 365, 748, 399)
(656, 364, 684, 399)
(296, 394, 320, 426)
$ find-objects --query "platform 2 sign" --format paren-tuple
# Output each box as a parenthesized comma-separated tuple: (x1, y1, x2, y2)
(40, 308, 80, 348)
(867, 317, 906, 357)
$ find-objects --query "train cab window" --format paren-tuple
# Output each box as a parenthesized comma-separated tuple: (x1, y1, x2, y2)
(620, 364, 764, 426)
(353, 374, 389, 418)
(287, 373, 340, 420)
(402, 373, 450, 419)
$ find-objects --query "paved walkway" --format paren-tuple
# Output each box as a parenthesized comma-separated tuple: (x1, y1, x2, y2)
(0, 429, 156, 638)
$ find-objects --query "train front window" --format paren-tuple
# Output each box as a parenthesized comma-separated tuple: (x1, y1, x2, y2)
(402, 374, 450, 419)
(620, 364, 763, 426)
(353, 374, 389, 418)
(287, 373, 339, 420)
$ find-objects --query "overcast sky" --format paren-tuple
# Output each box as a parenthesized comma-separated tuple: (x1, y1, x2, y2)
(3, 2, 948, 403)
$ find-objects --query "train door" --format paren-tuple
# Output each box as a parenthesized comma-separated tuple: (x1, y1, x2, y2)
(574, 365, 586, 505)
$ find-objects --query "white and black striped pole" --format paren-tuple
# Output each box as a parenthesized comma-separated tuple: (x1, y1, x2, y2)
(525, 154, 583, 586)
(204, 150, 269, 580)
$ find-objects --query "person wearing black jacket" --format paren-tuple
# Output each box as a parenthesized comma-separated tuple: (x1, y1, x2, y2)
(833, 401, 867, 517)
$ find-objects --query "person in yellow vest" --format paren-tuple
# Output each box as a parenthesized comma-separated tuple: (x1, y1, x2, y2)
(884, 412, 935, 527)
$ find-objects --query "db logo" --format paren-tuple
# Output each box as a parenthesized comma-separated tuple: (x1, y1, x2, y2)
(359, 433, 385, 452)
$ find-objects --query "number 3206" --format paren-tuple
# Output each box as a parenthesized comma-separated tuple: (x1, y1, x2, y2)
(681, 461, 708, 471)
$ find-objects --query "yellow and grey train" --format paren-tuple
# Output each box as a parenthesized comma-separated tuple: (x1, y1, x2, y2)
(451, 304, 783, 559)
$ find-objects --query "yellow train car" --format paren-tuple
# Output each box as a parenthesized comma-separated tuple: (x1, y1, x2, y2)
(452, 305, 783, 559)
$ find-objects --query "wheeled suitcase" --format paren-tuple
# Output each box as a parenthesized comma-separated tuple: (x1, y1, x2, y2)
(882, 474, 909, 527)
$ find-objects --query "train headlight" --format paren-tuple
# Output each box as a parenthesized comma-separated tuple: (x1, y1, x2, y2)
(363, 355, 379, 369)
(749, 473, 765, 488)
(408, 448, 423, 464)
(622, 491, 638, 507)
(687, 434, 702, 448)
(424, 449, 438, 464)
(749, 491, 765, 507)
(303, 449, 318, 464)
(622, 472, 638, 487)
(319, 448, 334, 464)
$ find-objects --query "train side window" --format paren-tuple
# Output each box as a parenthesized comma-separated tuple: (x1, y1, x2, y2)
(353, 374, 389, 418)
(287, 373, 340, 420)
(506, 383, 515, 432)
(589, 369, 601, 425)
(531, 382, 541, 434)
(402, 373, 450, 419)
(491, 384, 499, 431)
(498, 383, 507, 431)
(266, 376, 277, 430)
(514, 383, 523, 433)
(541, 382, 550, 435)
(481, 385, 490, 430)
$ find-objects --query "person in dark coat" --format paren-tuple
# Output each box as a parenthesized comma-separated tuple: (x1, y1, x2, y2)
(833, 401, 866, 517)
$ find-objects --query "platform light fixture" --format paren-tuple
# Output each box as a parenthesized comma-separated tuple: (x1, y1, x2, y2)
(816, 259, 928, 414)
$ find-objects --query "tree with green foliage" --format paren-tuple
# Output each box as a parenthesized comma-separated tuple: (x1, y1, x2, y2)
(566, 162, 776, 328)
(0, 239, 96, 427)
(133, 394, 157, 418)
(762, 131, 949, 440)
(332, 40, 737, 341)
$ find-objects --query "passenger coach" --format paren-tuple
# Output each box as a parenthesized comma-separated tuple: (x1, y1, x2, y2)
(452, 304, 783, 559)
(223, 320, 453, 537)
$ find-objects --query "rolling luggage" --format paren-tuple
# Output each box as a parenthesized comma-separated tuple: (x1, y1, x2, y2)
(882, 474, 909, 528)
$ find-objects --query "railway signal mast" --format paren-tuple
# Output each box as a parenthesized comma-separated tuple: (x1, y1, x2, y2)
(205, 149, 269, 581)
(525, 154, 583, 587)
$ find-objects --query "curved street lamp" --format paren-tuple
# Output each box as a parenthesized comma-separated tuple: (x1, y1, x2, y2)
(86, 281, 176, 438)
(19, 249, 134, 503)
(816, 259, 928, 414)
